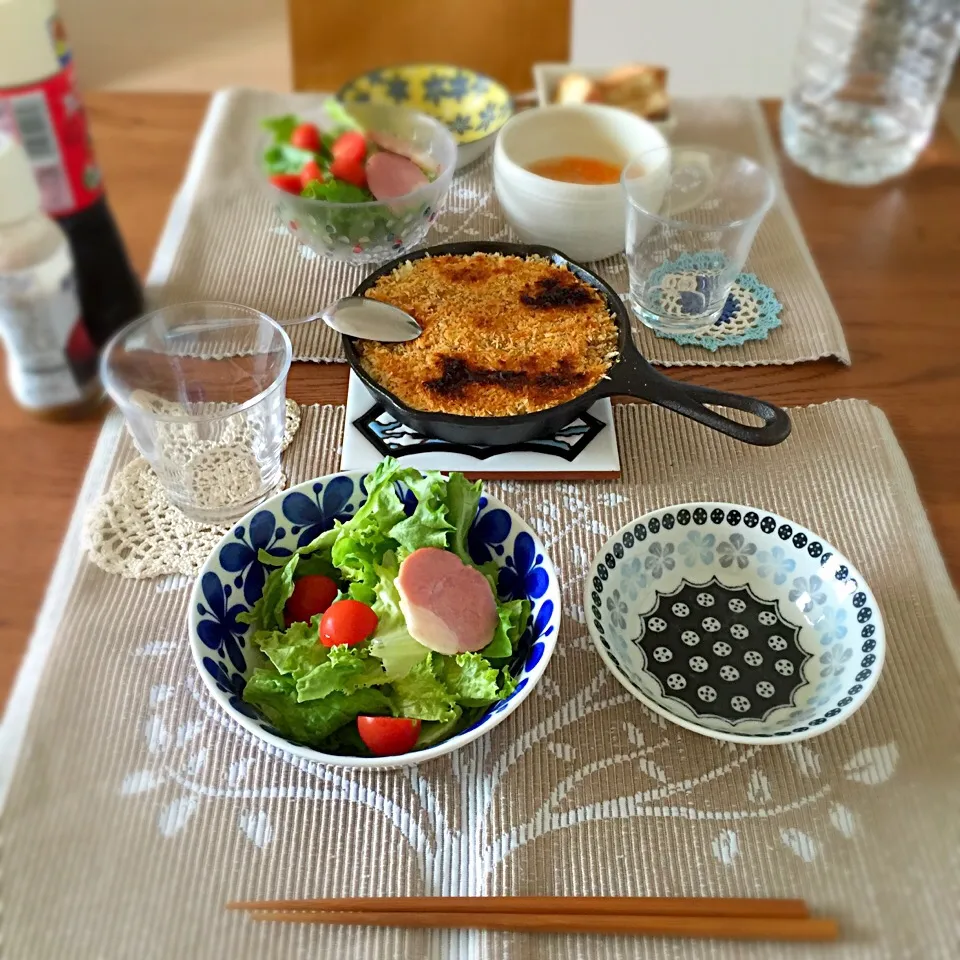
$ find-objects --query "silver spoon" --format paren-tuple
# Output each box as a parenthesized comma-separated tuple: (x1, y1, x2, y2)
(283, 297, 422, 342)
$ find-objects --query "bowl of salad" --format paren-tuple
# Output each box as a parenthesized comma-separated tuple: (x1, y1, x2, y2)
(188, 458, 561, 767)
(260, 100, 457, 264)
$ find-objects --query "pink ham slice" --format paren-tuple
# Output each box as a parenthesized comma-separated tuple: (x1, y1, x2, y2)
(365, 150, 429, 201)
(368, 130, 440, 174)
(396, 548, 498, 655)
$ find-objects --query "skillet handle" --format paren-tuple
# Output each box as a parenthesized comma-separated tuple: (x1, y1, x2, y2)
(600, 350, 791, 446)
(648, 375, 792, 446)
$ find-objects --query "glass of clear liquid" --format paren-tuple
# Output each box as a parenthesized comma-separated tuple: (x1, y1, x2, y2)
(101, 302, 291, 523)
(622, 146, 775, 335)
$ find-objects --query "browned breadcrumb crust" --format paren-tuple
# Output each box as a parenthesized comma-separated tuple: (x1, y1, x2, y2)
(356, 253, 619, 417)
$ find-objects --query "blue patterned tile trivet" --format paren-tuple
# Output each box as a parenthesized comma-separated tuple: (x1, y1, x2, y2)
(342, 373, 621, 477)
(643, 251, 783, 352)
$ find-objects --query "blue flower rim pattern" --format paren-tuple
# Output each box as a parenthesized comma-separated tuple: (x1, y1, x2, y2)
(584, 502, 885, 744)
(189, 471, 561, 767)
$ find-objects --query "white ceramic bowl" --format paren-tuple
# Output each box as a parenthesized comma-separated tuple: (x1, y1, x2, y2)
(585, 503, 885, 744)
(188, 470, 561, 768)
(493, 104, 667, 262)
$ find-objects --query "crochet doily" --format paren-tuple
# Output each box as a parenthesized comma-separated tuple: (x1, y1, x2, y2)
(642, 252, 782, 352)
(85, 400, 301, 578)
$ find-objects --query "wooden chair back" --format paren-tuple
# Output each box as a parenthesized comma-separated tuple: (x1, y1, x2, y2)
(287, 0, 571, 92)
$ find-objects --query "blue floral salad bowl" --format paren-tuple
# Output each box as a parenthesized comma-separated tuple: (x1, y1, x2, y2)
(586, 503, 885, 744)
(188, 470, 561, 768)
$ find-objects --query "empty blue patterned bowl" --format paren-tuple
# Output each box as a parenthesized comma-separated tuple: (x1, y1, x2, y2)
(585, 503, 885, 744)
(188, 471, 561, 768)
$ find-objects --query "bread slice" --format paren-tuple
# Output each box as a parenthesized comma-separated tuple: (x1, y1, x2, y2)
(554, 72, 603, 105)
(597, 64, 670, 120)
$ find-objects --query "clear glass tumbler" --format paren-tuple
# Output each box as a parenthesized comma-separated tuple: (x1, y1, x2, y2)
(622, 146, 775, 335)
(101, 302, 292, 523)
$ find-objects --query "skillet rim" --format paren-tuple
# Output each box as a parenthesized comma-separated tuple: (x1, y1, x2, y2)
(341, 239, 634, 428)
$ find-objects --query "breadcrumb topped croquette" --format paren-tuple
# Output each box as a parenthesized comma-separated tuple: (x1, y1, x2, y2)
(356, 253, 618, 417)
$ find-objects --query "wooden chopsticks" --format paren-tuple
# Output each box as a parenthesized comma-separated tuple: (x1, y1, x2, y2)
(227, 896, 839, 942)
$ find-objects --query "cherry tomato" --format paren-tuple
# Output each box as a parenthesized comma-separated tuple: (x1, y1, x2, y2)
(331, 131, 367, 166)
(300, 159, 324, 187)
(329, 155, 367, 189)
(319, 599, 378, 647)
(357, 716, 421, 756)
(269, 173, 303, 194)
(290, 122, 322, 152)
(285, 575, 338, 625)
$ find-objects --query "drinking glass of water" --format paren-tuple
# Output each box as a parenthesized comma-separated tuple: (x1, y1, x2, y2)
(622, 146, 775, 335)
(101, 302, 292, 523)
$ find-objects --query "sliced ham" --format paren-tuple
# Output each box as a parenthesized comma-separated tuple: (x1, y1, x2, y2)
(396, 548, 498, 655)
(368, 131, 440, 175)
(365, 150, 429, 201)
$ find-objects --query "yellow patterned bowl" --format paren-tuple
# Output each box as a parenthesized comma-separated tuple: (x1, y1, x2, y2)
(338, 64, 513, 169)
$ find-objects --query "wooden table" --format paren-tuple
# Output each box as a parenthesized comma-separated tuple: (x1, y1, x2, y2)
(1, 92, 958, 709)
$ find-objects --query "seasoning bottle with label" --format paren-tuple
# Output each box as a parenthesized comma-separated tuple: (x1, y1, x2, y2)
(0, 0, 142, 348)
(0, 133, 100, 417)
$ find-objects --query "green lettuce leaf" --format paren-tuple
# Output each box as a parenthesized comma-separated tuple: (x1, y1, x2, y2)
(263, 143, 317, 175)
(237, 553, 299, 631)
(315, 721, 372, 756)
(442, 472, 501, 590)
(414, 711, 464, 749)
(258, 525, 339, 568)
(438, 652, 501, 705)
(243, 667, 390, 746)
(325, 98, 364, 133)
(296, 644, 389, 702)
(482, 598, 531, 660)
(444, 473, 482, 563)
(256, 527, 340, 587)
(261, 114, 297, 142)
(341, 459, 409, 545)
(293, 552, 340, 580)
(388, 655, 458, 722)
(252, 616, 326, 677)
(301, 180, 373, 203)
(331, 535, 379, 605)
(439, 652, 518, 706)
(389, 469, 454, 555)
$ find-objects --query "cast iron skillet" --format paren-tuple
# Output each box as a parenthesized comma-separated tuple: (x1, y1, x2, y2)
(343, 241, 791, 448)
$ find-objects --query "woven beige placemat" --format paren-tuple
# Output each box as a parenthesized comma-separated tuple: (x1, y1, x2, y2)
(3, 400, 957, 959)
(151, 89, 849, 368)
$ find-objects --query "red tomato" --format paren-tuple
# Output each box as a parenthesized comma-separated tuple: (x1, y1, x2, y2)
(331, 131, 367, 166)
(329, 155, 367, 189)
(319, 599, 378, 647)
(285, 575, 338, 625)
(357, 716, 421, 757)
(290, 122, 322, 152)
(300, 159, 324, 187)
(269, 173, 303, 194)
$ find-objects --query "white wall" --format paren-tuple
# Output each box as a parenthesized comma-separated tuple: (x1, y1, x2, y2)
(571, 0, 806, 97)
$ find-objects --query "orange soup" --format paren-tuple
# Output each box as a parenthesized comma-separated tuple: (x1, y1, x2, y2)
(525, 155, 623, 185)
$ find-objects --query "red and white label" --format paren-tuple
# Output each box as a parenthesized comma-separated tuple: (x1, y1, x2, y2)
(0, 63, 104, 217)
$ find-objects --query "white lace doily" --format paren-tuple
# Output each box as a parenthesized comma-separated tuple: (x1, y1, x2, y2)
(85, 400, 301, 578)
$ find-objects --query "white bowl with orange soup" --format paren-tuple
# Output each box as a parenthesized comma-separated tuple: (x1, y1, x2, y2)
(493, 104, 668, 262)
